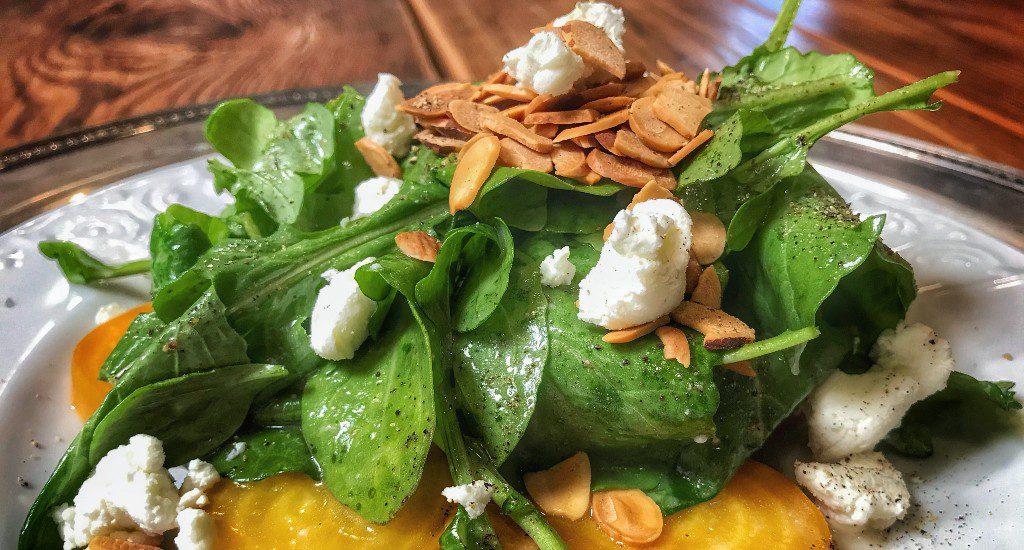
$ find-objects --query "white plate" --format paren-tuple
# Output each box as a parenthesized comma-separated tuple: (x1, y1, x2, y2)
(1, 154, 1022, 548)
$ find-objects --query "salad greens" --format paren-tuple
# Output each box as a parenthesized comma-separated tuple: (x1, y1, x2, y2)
(26, 0, 1020, 548)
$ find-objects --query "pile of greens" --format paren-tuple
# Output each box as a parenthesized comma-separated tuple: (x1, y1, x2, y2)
(24, 1, 1020, 548)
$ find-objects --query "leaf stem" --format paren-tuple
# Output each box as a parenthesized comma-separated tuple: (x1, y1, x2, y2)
(717, 75, 853, 110)
(719, 326, 820, 364)
(761, 0, 803, 52)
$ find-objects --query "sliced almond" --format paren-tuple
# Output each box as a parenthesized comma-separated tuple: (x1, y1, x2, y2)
(622, 74, 658, 97)
(500, 103, 530, 121)
(580, 95, 636, 113)
(472, 70, 510, 100)
(684, 257, 702, 294)
(482, 112, 553, 153)
(481, 94, 513, 107)
(698, 68, 711, 98)
(656, 326, 691, 367)
(553, 109, 630, 143)
(572, 134, 600, 149)
(551, 142, 590, 178)
(628, 96, 687, 152)
(355, 137, 401, 178)
(690, 211, 727, 264)
(578, 82, 625, 102)
(613, 128, 674, 168)
(523, 109, 600, 126)
(417, 116, 474, 140)
(671, 301, 755, 350)
(640, 72, 686, 98)
(623, 59, 647, 80)
(586, 148, 675, 189)
(457, 132, 492, 161)
(591, 489, 664, 545)
(627, 179, 678, 209)
(652, 80, 713, 139)
(723, 360, 757, 377)
(399, 82, 476, 117)
(523, 452, 592, 521)
(557, 21, 626, 79)
(414, 130, 466, 155)
(531, 123, 559, 139)
(524, 93, 557, 115)
(448, 99, 499, 133)
(449, 134, 500, 213)
(580, 170, 603, 185)
(602, 316, 670, 344)
(499, 137, 554, 173)
(668, 128, 714, 166)
(691, 265, 722, 308)
(395, 231, 442, 262)
(707, 75, 723, 101)
(593, 129, 619, 154)
(655, 59, 677, 76)
(481, 83, 538, 102)
(87, 537, 162, 550)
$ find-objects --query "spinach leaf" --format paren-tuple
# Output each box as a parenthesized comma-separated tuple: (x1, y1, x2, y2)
(207, 427, 320, 482)
(38, 241, 150, 284)
(150, 204, 228, 291)
(202, 98, 279, 168)
(543, 188, 630, 234)
(251, 393, 302, 426)
(440, 508, 500, 550)
(884, 371, 1023, 457)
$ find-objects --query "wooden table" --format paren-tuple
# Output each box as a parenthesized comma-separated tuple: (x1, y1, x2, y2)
(2, 0, 1021, 168)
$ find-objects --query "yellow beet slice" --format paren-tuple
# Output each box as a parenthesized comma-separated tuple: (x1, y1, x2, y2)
(71, 303, 152, 421)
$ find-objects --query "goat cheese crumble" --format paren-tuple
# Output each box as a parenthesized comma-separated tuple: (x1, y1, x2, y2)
(310, 258, 378, 361)
(224, 441, 248, 462)
(540, 246, 576, 287)
(360, 73, 416, 157)
(553, 2, 626, 49)
(351, 176, 402, 220)
(174, 508, 215, 550)
(578, 199, 692, 329)
(442, 480, 496, 519)
(795, 452, 911, 530)
(806, 322, 954, 461)
(503, 31, 590, 96)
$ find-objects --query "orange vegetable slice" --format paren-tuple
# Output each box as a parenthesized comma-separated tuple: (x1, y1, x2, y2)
(71, 303, 152, 421)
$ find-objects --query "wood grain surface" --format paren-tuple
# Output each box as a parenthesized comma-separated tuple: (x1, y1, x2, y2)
(1, 0, 1022, 168)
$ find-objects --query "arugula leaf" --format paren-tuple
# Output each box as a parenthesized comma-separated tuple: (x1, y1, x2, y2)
(150, 204, 228, 291)
(38, 241, 150, 284)
(884, 371, 1023, 457)
(206, 427, 320, 482)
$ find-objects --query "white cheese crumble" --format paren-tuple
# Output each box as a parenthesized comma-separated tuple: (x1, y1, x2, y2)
(360, 73, 416, 157)
(174, 508, 215, 550)
(503, 31, 591, 96)
(442, 480, 497, 519)
(225, 441, 248, 461)
(351, 176, 402, 220)
(94, 302, 127, 325)
(806, 322, 954, 461)
(540, 246, 576, 287)
(52, 435, 179, 549)
(795, 452, 911, 530)
(309, 258, 378, 361)
(553, 2, 626, 50)
(578, 199, 692, 330)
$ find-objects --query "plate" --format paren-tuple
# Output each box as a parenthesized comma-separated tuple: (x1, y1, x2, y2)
(1, 90, 1022, 548)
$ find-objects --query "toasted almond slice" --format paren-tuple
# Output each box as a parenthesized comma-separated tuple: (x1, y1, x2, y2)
(593, 129, 619, 153)
(481, 94, 512, 106)
(690, 211, 727, 264)
(602, 221, 614, 240)
(655, 59, 677, 76)
(500, 103, 529, 121)
(691, 265, 722, 308)
(723, 360, 757, 377)
(523, 452, 592, 520)
(622, 74, 658, 97)
(652, 80, 713, 139)
(551, 142, 590, 177)
(628, 96, 687, 152)
(399, 82, 476, 117)
(592, 489, 664, 545)
(448, 99, 499, 133)
(602, 316, 670, 344)
(572, 134, 599, 149)
(708, 75, 723, 100)
(553, 109, 630, 143)
(531, 123, 559, 139)
(668, 128, 714, 165)
(449, 134, 500, 213)
(656, 326, 691, 367)
(354, 137, 402, 178)
(472, 70, 511, 100)
(414, 130, 466, 155)
(685, 257, 702, 294)
(579, 82, 625, 102)
(417, 116, 474, 140)
(586, 148, 675, 189)
(580, 170, 603, 185)
(482, 112, 554, 153)
(523, 109, 600, 125)
(614, 128, 674, 168)
(580, 95, 636, 113)
(88, 537, 162, 550)
(671, 301, 755, 350)
(499, 137, 554, 172)
(628, 179, 677, 209)
(557, 21, 626, 79)
(698, 68, 711, 97)
(457, 132, 492, 161)
(623, 59, 647, 80)
(640, 72, 686, 98)
(524, 93, 556, 115)
(395, 231, 442, 262)
(481, 83, 538, 102)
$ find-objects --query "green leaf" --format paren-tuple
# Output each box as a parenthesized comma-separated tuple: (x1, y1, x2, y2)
(440, 508, 500, 550)
(205, 427, 320, 482)
(203, 99, 279, 169)
(150, 204, 228, 291)
(543, 188, 631, 234)
(38, 241, 150, 284)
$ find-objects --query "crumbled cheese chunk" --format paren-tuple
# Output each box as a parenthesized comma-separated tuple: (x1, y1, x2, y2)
(795, 452, 911, 530)
(225, 441, 247, 462)
(553, 2, 626, 49)
(351, 176, 402, 220)
(52, 435, 179, 550)
(177, 488, 208, 511)
(361, 73, 416, 157)
(94, 302, 127, 325)
(806, 322, 954, 461)
(442, 480, 496, 519)
(578, 199, 692, 329)
(503, 31, 591, 96)
(174, 508, 215, 550)
(309, 258, 378, 361)
(540, 246, 576, 287)
(180, 459, 220, 494)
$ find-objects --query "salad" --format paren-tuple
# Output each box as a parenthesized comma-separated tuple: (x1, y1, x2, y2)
(22, 1, 1022, 549)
